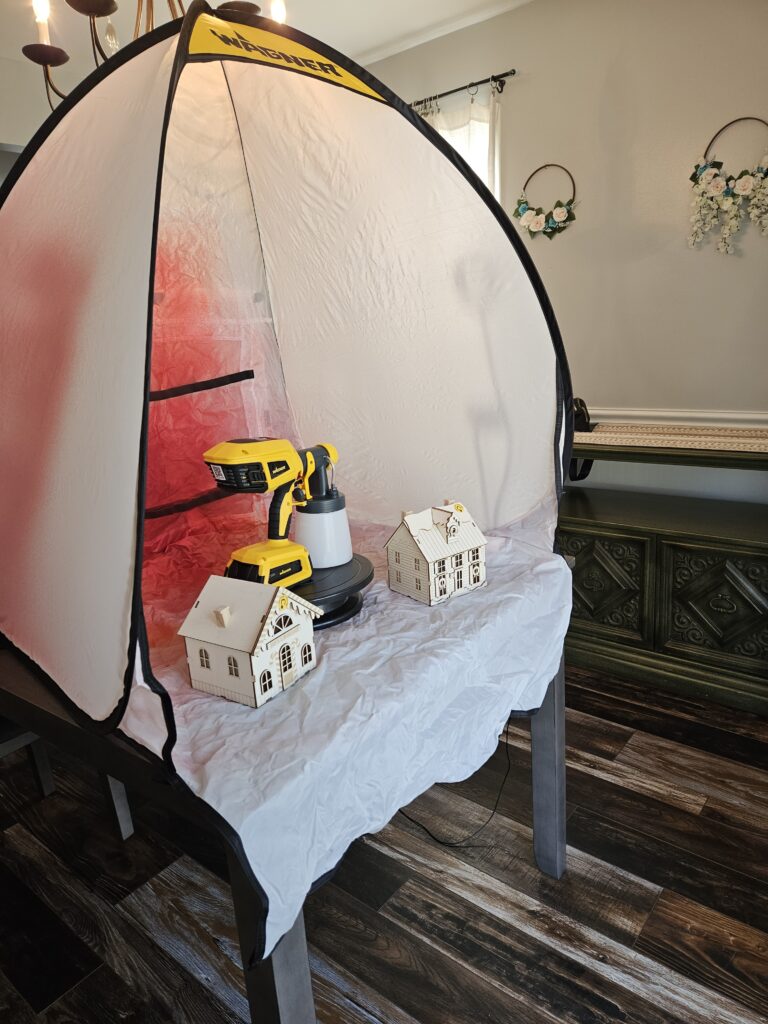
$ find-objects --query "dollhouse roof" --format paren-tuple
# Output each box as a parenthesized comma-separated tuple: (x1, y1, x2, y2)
(387, 503, 487, 563)
(178, 575, 321, 654)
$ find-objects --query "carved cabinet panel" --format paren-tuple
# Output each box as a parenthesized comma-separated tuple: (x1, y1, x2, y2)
(659, 541, 768, 674)
(560, 488, 768, 713)
(558, 529, 652, 646)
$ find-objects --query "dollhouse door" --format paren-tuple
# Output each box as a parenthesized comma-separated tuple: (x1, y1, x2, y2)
(279, 642, 297, 688)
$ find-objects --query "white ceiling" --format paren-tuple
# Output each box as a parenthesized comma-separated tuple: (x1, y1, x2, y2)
(1, 0, 531, 77)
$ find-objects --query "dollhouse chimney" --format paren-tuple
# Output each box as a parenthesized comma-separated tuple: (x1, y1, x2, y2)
(213, 606, 231, 628)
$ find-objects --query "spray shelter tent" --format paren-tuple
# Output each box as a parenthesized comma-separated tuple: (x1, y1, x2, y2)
(0, 1, 573, 957)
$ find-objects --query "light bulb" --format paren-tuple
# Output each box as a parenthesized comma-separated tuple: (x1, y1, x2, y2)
(32, 0, 50, 44)
(105, 17, 119, 54)
(271, 0, 286, 23)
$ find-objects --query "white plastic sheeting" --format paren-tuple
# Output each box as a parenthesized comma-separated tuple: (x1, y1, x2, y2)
(225, 59, 559, 529)
(123, 508, 571, 955)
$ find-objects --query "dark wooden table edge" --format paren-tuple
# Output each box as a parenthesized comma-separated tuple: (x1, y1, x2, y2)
(572, 443, 768, 472)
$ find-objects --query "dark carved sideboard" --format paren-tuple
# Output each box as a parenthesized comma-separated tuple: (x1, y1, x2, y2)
(558, 488, 768, 715)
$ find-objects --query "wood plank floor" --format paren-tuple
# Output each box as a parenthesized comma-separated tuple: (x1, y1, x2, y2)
(1, 665, 767, 1023)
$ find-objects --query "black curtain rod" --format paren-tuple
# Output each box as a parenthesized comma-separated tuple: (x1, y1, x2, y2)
(411, 69, 516, 108)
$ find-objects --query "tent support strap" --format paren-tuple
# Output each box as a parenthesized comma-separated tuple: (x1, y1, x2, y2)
(227, 850, 316, 1024)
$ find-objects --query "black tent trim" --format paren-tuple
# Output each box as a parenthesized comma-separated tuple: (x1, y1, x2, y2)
(133, 0, 211, 769)
(145, 487, 235, 519)
(149, 368, 256, 401)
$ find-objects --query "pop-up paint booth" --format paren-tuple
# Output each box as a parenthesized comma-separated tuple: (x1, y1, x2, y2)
(0, 0, 572, 1009)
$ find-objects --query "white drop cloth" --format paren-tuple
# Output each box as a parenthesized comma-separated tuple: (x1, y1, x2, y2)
(131, 509, 571, 955)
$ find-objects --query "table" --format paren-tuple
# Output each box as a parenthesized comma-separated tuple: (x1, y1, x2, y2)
(0, 646, 565, 1023)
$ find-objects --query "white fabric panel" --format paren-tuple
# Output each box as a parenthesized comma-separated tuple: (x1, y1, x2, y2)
(225, 62, 558, 532)
(0, 38, 177, 721)
(124, 512, 571, 955)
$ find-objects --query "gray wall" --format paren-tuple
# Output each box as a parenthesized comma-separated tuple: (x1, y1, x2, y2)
(369, 0, 768, 503)
(0, 148, 18, 185)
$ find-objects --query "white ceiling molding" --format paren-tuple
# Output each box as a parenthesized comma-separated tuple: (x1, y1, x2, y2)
(0, 0, 534, 67)
(354, 0, 534, 65)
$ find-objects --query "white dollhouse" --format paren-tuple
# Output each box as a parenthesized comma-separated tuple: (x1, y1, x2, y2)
(178, 575, 322, 708)
(385, 501, 487, 605)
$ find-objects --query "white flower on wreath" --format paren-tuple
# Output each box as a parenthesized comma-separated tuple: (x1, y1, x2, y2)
(529, 213, 546, 232)
(720, 196, 734, 210)
(699, 167, 719, 186)
(519, 209, 535, 228)
(707, 176, 726, 196)
(552, 206, 569, 223)
(734, 174, 755, 196)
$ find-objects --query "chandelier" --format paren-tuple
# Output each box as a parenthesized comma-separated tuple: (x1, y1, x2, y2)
(22, 0, 286, 110)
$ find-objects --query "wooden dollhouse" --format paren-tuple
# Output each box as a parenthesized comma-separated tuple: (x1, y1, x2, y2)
(385, 502, 487, 605)
(178, 575, 322, 708)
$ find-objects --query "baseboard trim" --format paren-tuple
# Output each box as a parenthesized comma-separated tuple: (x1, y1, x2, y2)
(590, 408, 768, 429)
(565, 638, 768, 716)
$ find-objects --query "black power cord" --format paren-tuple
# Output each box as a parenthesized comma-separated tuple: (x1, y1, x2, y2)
(397, 716, 513, 848)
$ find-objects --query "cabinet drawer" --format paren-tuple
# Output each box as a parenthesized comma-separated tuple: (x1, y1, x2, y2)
(658, 540, 768, 676)
(558, 527, 653, 647)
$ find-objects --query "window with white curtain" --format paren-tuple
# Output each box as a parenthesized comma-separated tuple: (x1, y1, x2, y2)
(416, 84, 502, 201)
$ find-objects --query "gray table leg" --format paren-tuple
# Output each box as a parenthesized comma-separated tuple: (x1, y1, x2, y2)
(26, 739, 55, 798)
(227, 848, 316, 1024)
(101, 774, 134, 841)
(530, 655, 566, 878)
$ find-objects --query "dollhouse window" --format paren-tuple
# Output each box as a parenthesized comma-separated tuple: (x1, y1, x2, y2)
(456, 569, 463, 590)
(472, 563, 481, 584)
(274, 614, 293, 634)
(438, 576, 447, 597)
(414, 557, 421, 570)
(301, 643, 312, 667)
(447, 522, 458, 538)
(280, 644, 293, 674)
(260, 670, 273, 694)
(395, 551, 401, 564)
(454, 553, 463, 568)
(471, 548, 480, 562)
(436, 558, 446, 574)
(416, 578, 422, 591)
(227, 655, 239, 677)
(199, 648, 211, 669)
(395, 570, 402, 583)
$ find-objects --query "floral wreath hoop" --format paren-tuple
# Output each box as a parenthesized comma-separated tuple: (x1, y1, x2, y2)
(688, 116, 768, 255)
(513, 163, 576, 240)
